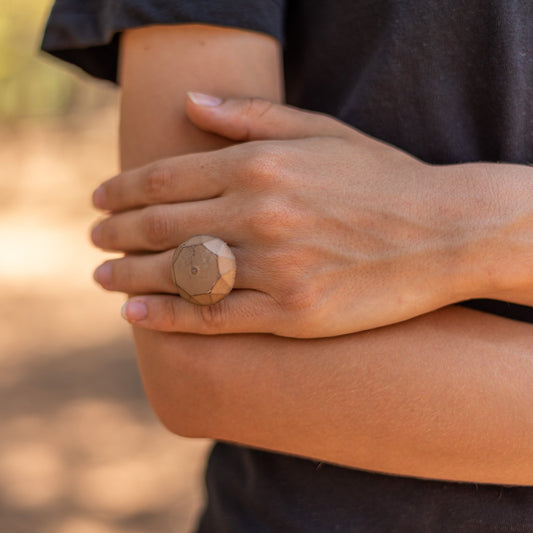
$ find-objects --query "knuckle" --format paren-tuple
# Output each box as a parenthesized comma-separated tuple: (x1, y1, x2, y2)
(267, 250, 322, 314)
(282, 283, 321, 315)
(249, 197, 301, 240)
(142, 209, 172, 249)
(196, 302, 226, 333)
(243, 97, 275, 121)
(242, 143, 286, 187)
(144, 163, 173, 202)
(161, 297, 178, 329)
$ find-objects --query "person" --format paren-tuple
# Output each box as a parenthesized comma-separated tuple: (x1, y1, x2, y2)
(42, 1, 533, 531)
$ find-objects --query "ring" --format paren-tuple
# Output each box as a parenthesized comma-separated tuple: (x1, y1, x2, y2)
(171, 235, 236, 306)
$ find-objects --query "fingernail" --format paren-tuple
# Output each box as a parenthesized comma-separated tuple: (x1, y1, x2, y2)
(91, 225, 102, 246)
(93, 262, 111, 287)
(92, 186, 106, 209)
(187, 91, 223, 106)
(121, 300, 148, 322)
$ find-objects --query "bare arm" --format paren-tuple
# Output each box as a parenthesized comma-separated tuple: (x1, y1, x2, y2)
(119, 24, 283, 167)
(436, 162, 533, 308)
(117, 25, 533, 485)
(136, 307, 533, 486)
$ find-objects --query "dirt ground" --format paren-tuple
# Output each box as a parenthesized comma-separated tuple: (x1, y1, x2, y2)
(0, 93, 210, 533)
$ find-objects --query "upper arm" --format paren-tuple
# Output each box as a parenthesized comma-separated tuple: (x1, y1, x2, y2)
(118, 24, 284, 170)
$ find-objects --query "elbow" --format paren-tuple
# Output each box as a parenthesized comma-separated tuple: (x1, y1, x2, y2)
(133, 330, 219, 439)
(146, 391, 204, 439)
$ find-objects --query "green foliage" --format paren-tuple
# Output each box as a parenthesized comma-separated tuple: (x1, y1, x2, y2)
(0, 0, 109, 120)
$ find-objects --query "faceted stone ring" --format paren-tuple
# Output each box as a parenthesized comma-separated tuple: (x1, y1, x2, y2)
(171, 235, 236, 305)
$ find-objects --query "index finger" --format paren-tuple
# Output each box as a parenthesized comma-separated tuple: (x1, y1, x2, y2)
(92, 150, 229, 212)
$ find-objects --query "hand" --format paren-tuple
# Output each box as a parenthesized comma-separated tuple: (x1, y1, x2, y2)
(91, 94, 478, 338)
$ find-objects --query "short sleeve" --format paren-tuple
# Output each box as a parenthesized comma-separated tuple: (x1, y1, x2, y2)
(41, 0, 286, 83)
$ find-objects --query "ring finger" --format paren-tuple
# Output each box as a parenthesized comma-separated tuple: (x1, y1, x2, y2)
(93, 246, 260, 295)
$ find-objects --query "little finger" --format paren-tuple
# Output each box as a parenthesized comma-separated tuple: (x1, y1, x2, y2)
(120, 291, 281, 335)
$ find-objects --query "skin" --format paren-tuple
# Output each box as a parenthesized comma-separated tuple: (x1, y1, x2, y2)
(95, 24, 533, 485)
(93, 96, 533, 337)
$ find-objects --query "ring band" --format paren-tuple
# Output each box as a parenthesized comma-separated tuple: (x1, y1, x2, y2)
(171, 235, 236, 306)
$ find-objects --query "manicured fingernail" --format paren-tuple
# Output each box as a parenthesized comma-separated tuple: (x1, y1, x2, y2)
(93, 262, 111, 287)
(121, 300, 148, 322)
(187, 92, 222, 106)
(92, 186, 106, 208)
(91, 224, 102, 246)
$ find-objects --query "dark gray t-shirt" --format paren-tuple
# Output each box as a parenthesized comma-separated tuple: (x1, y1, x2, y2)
(43, 1, 533, 531)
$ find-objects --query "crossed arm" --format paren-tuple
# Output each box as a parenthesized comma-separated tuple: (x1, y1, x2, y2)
(94, 25, 533, 485)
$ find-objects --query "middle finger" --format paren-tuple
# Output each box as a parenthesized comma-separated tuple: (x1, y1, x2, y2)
(91, 198, 236, 252)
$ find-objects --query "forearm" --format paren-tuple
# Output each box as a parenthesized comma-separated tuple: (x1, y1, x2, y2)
(117, 25, 533, 485)
(439, 162, 533, 307)
(138, 306, 533, 486)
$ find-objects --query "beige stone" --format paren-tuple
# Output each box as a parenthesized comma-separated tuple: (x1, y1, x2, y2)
(171, 235, 236, 305)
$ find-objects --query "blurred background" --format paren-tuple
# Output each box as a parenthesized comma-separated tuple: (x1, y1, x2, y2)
(0, 2, 209, 532)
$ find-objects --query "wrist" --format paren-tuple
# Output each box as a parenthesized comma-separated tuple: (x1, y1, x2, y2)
(436, 162, 533, 302)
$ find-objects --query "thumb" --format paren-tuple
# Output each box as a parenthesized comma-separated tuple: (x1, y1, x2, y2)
(185, 92, 349, 141)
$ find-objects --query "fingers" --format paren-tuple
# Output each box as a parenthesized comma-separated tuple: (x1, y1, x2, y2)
(120, 291, 281, 335)
(93, 150, 228, 212)
(93, 95, 350, 214)
(185, 92, 351, 142)
(94, 251, 178, 295)
(93, 247, 255, 294)
(91, 199, 234, 252)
